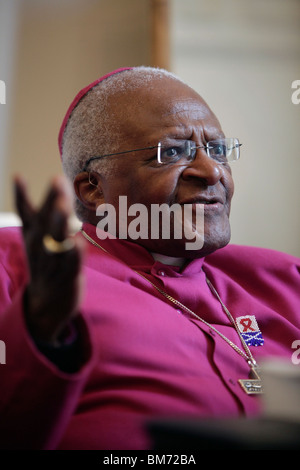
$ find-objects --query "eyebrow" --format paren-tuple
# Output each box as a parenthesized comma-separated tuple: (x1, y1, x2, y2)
(203, 128, 225, 142)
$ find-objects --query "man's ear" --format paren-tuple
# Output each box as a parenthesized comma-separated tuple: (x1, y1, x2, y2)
(73, 172, 105, 210)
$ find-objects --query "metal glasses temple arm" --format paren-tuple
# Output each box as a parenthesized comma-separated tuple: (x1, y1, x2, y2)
(82, 145, 158, 172)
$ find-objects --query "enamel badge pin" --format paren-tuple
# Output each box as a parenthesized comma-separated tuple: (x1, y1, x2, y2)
(236, 315, 264, 347)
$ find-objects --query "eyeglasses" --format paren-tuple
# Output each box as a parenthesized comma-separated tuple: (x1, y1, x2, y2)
(82, 138, 241, 171)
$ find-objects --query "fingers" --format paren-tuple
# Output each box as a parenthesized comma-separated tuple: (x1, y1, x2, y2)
(39, 175, 74, 241)
(14, 175, 85, 342)
(14, 174, 74, 241)
(14, 175, 35, 231)
(52, 174, 74, 216)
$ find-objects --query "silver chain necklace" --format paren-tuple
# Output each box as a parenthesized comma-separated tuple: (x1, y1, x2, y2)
(80, 228, 263, 395)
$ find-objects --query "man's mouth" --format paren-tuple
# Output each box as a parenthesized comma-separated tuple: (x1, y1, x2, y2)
(180, 196, 224, 204)
(179, 196, 225, 212)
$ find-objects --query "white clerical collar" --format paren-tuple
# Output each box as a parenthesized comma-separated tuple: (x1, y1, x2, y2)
(151, 252, 187, 268)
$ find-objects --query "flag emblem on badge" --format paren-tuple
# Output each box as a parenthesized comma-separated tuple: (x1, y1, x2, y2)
(236, 315, 264, 347)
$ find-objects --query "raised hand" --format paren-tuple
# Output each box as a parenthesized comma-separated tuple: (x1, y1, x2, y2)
(14, 175, 85, 345)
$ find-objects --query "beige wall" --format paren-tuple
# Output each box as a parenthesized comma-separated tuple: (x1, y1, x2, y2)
(171, 0, 300, 257)
(0, 0, 20, 204)
(2, 0, 151, 211)
(1, 0, 299, 257)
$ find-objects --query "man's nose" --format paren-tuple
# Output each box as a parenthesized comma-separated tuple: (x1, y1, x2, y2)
(181, 149, 223, 185)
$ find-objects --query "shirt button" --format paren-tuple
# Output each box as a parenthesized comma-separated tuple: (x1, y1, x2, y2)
(229, 378, 236, 386)
(158, 270, 166, 276)
(176, 309, 182, 315)
(209, 329, 216, 336)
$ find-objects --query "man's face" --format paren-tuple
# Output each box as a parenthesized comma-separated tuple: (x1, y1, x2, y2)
(95, 77, 234, 258)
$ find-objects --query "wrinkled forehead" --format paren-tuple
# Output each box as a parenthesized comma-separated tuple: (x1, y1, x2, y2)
(103, 76, 220, 138)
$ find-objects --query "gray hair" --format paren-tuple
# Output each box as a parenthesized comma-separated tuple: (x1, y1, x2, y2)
(61, 66, 185, 221)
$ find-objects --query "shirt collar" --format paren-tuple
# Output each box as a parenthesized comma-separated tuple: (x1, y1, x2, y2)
(80, 223, 205, 275)
(151, 252, 187, 268)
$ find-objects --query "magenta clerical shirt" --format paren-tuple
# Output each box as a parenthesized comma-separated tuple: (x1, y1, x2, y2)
(0, 224, 299, 449)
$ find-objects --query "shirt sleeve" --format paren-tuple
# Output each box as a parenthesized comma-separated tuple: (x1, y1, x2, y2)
(0, 229, 94, 449)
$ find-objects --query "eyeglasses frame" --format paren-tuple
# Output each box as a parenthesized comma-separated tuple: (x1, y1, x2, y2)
(82, 138, 241, 172)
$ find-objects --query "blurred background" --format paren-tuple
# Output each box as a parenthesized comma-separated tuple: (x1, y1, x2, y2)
(0, 0, 299, 256)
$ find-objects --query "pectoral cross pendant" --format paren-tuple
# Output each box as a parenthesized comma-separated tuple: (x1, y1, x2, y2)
(238, 364, 263, 395)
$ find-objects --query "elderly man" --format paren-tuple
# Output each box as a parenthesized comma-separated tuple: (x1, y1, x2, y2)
(0, 66, 299, 450)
